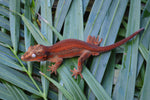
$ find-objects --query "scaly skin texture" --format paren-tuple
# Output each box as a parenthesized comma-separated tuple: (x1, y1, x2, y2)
(21, 28, 144, 79)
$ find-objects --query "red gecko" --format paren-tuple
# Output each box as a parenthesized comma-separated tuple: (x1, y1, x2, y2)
(21, 28, 144, 79)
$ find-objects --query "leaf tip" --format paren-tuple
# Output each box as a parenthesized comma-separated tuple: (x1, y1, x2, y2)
(39, 71, 45, 75)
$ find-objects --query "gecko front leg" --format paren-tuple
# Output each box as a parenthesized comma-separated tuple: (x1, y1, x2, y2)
(71, 51, 92, 79)
(47, 56, 63, 75)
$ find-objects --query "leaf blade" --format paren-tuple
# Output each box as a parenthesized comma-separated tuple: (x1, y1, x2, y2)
(113, 0, 141, 99)
(9, 0, 20, 53)
(140, 51, 150, 100)
(0, 65, 41, 96)
(21, 15, 50, 46)
(40, 71, 73, 100)
(137, 0, 150, 75)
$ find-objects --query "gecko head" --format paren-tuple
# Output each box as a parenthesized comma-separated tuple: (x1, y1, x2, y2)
(21, 44, 49, 61)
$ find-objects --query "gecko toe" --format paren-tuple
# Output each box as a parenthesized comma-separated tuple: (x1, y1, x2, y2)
(48, 65, 57, 75)
(70, 68, 83, 79)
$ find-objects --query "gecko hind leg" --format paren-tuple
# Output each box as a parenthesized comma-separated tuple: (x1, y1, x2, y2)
(87, 35, 103, 45)
(70, 51, 92, 79)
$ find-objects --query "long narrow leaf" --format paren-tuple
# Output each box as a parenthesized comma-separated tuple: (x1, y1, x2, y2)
(63, 0, 84, 40)
(58, 65, 87, 100)
(91, 0, 128, 83)
(0, 31, 12, 46)
(140, 51, 150, 100)
(41, 0, 53, 45)
(101, 54, 115, 96)
(84, 0, 112, 40)
(0, 15, 10, 30)
(37, 13, 63, 41)
(137, 0, 150, 75)
(82, 0, 90, 14)
(54, 0, 72, 32)
(113, 0, 141, 99)
(24, 0, 33, 76)
(89, 0, 128, 99)
(0, 6, 9, 17)
(40, 0, 53, 97)
(82, 67, 111, 100)
(139, 43, 149, 61)
(4, 82, 29, 100)
(9, 0, 20, 53)
(0, 83, 13, 100)
(0, 65, 41, 96)
(58, 0, 86, 99)
(21, 15, 50, 46)
(40, 71, 73, 100)
(0, 0, 9, 7)
(0, 53, 23, 71)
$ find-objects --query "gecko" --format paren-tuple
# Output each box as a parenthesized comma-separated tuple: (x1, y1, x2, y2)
(21, 28, 144, 79)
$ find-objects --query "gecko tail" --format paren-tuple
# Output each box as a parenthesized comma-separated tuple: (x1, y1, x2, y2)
(98, 28, 144, 52)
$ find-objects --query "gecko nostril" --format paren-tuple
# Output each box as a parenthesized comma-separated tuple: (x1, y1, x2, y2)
(21, 55, 24, 60)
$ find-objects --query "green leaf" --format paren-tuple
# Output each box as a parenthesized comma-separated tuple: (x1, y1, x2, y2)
(0, 44, 14, 57)
(0, 64, 41, 96)
(82, 67, 111, 100)
(58, 65, 87, 100)
(63, 0, 84, 40)
(91, 0, 128, 82)
(40, 71, 73, 100)
(41, 0, 53, 45)
(0, 53, 23, 71)
(113, 0, 141, 99)
(0, 15, 10, 30)
(4, 82, 29, 100)
(89, 0, 128, 99)
(40, 0, 53, 97)
(140, 52, 150, 100)
(1, 0, 149, 99)
(0, 0, 9, 7)
(0, 83, 13, 100)
(0, 32, 25, 52)
(58, 0, 85, 99)
(102, 54, 115, 96)
(83, 0, 112, 40)
(82, 0, 90, 14)
(54, 0, 72, 32)
(40, 61, 50, 99)
(37, 13, 63, 41)
(0, 31, 12, 46)
(0, 6, 9, 17)
(137, 0, 150, 75)
(34, 0, 40, 14)
(9, 0, 20, 54)
(24, 0, 33, 74)
(24, 0, 32, 50)
(21, 15, 50, 46)
(139, 43, 149, 61)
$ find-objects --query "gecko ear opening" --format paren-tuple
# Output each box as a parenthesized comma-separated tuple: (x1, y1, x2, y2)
(42, 52, 49, 60)
(43, 54, 48, 60)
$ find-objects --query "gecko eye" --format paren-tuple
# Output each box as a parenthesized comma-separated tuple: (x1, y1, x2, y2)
(32, 53, 36, 58)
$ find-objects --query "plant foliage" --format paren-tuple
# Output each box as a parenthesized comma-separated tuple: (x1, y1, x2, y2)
(0, 0, 150, 100)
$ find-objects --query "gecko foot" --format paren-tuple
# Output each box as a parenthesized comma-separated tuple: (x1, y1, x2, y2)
(70, 68, 83, 79)
(87, 35, 103, 45)
(47, 65, 57, 75)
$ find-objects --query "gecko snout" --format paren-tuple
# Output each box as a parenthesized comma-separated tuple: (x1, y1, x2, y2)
(21, 55, 25, 61)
